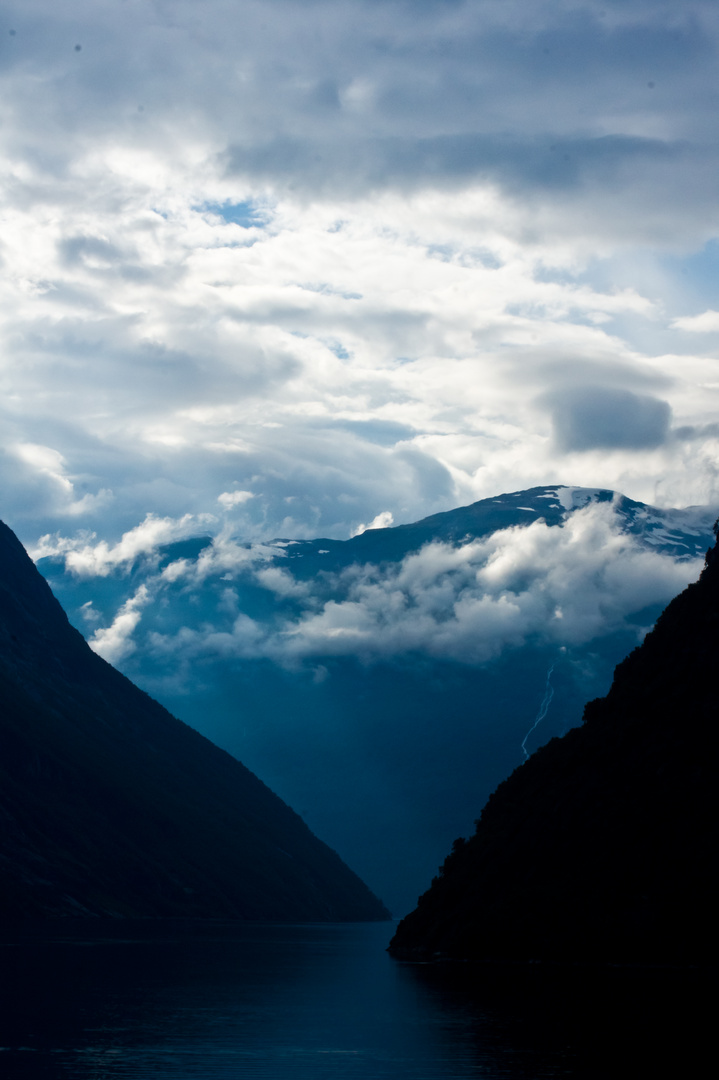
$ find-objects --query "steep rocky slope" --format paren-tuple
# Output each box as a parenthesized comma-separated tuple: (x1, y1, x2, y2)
(389, 527, 717, 963)
(0, 520, 389, 920)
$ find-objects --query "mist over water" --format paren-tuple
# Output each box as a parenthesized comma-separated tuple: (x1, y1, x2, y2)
(0, 921, 707, 1079)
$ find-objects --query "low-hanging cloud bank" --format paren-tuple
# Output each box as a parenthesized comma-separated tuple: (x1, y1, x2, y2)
(81, 502, 702, 671)
(31, 513, 215, 574)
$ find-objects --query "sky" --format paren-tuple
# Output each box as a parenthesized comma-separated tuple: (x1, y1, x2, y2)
(1, 0, 718, 551)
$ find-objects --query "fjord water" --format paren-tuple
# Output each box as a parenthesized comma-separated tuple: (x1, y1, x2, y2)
(0, 921, 705, 1079)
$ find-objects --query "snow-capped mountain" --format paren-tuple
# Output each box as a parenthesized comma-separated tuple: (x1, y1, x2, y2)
(35, 487, 716, 914)
(274, 485, 712, 568)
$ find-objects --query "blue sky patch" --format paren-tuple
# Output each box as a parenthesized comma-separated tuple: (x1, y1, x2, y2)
(202, 201, 270, 228)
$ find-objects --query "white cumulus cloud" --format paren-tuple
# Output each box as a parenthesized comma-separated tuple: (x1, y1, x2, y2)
(218, 490, 255, 508)
(90, 585, 151, 664)
(144, 501, 703, 669)
(671, 310, 719, 333)
(33, 513, 213, 576)
(351, 510, 394, 537)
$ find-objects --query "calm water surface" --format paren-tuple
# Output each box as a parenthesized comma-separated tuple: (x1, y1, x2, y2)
(0, 920, 708, 1079)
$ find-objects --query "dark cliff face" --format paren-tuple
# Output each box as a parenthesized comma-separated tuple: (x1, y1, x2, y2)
(0, 520, 389, 921)
(389, 529, 718, 964)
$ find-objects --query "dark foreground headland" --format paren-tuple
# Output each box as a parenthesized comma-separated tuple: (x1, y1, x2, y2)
(0, 519, 389, 921)
(389, 525, 718, 965)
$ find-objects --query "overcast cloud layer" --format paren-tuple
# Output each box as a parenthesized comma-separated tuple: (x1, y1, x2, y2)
(1, 0, 718, 549)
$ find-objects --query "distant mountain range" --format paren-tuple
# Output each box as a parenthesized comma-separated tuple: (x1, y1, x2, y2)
(269, 485, 712, 568)
(389, 522, 717, 964)
(0, 519, 389, 920)
(36, 486, 716, 914)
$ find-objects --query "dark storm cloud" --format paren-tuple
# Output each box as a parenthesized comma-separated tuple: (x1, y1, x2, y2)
(546, 386, 672, 452)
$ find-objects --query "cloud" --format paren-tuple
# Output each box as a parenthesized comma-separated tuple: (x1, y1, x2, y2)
(674, 422, 719, 442)
(79, 600, 101, 625)
(1, 0, 718, 549)
(90, 585, 151, 664)
(254, 566, 310, 598)
(351, 510, 394, 537)
(144, 501, 702, 669)
(544, 386, 672, 452)
(15, 444, 74, 496)
(275, 503, 701, 662)
(224, 132, 684, 204)
(671, 310, 719, 333)
(218, 490, 255, 508)
(33, 512, 214, 574)
(12, 443, 113, 517)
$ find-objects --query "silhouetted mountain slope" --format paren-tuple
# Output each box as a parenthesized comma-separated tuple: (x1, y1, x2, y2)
(389, 526, 718, 963)
(0, 520, 389, 920)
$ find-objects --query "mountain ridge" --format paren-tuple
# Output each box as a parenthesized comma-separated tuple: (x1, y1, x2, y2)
(264, 486, 713, 573)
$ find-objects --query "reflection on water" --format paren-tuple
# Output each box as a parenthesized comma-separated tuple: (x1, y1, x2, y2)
(0, 920, 709, 1079)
